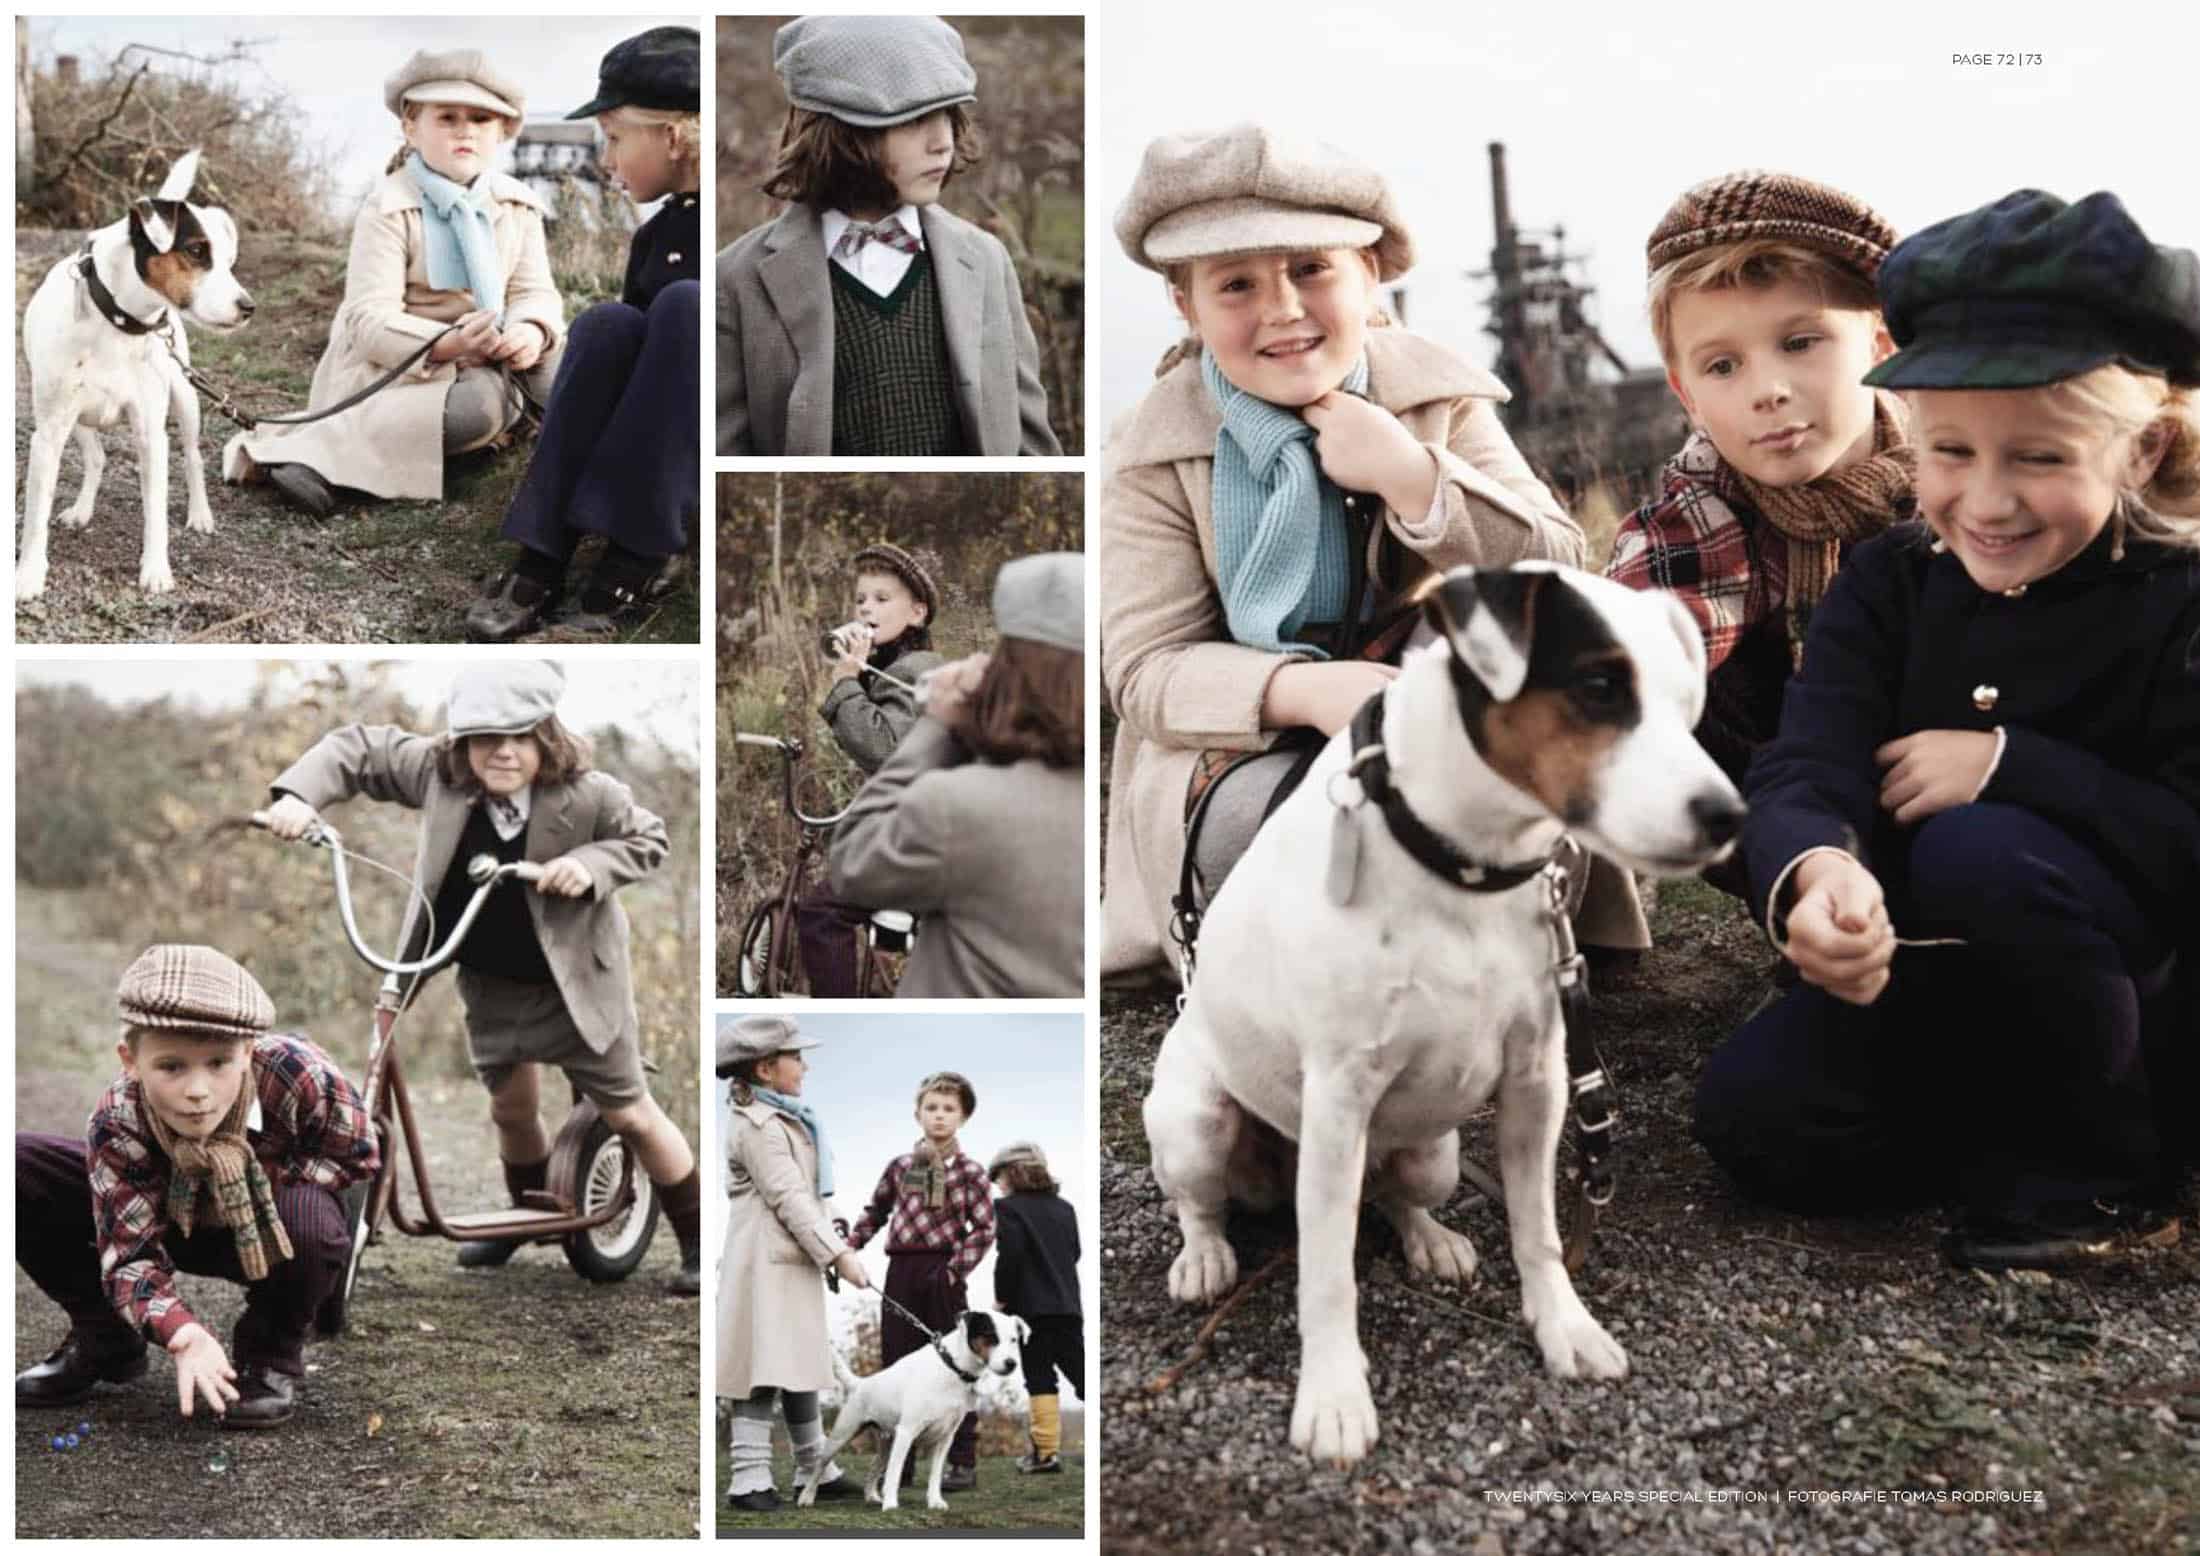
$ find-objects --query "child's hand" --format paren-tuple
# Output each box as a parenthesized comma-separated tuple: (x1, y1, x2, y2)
(535, 857, 593, 898)
(829, 625, 873, 683)
(167, 1323, 239, 1420)
(1301, 392, 1438, 518)
(1263, 660, 1400, 737)
(1875, 730, 1998, 825)
(429, 309, 501, 365)
(831, 1250, 871, 1289)
(488, 320, 549, 373)
(263, 793, 320, 841)
(922, 653, 992, 737)
(1783, 853, 1895, 1005)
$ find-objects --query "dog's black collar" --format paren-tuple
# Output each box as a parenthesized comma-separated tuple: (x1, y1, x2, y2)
(77, 245, 166, 336)
(1346, 694, 1550, 893)
(932, 1339, 981, 1385)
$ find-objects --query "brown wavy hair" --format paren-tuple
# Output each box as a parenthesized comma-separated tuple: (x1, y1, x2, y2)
(993, 1159, 1060, 1195)
(963, 638, 1082, 768)
(761, 105, 980, 213)
(435, 715, 593, 792)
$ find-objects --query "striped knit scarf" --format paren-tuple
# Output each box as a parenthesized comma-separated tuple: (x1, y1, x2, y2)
(1204, 349, 1369, 657)
(901, 1139, 951, 1209)
(145, 1066, 293, 1282)
(1733, 390, 1914, 663)
(407, 152, 505, 319)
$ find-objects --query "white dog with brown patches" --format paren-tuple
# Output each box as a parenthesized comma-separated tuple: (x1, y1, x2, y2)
(1143, 562, 1744, 1467)
(17, 149, 254, 600)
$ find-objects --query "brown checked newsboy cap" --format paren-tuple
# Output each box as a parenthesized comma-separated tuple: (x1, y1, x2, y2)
(1115, 124, 1415, 280)
(118, 945, 275, 1039)
(1647, 170, 1898, 282)
(384, 49, 526, 124)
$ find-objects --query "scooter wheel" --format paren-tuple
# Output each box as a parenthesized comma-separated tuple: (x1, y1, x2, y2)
(736, 901, 782, 996)
(562, 1114, 659, 1282)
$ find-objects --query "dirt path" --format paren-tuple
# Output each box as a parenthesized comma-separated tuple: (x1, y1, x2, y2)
(15, 891, 700, 1539)
(1100, 879, 2200, 1555)
(13, 229, 699, 645)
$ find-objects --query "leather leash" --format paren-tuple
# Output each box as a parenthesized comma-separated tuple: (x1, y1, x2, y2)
(873, 1288, 982, 1385)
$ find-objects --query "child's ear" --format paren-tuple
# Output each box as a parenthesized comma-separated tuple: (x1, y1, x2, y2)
(1168, 280, 1195, 332)
(116, 1038, 138, 1080)
(1870, 321, 1896, 364)
(1665, 367, 1697, 422)
(2129, 417, 2173, 487)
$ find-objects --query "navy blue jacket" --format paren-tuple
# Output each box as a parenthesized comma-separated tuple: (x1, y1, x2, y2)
(622, 192, 700, 309)
(992, 1191, 1081, 1319)
(1744, 520, 2200, 931)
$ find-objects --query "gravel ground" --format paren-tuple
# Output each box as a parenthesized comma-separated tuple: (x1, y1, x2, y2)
(1100, 878, 2200, 1554)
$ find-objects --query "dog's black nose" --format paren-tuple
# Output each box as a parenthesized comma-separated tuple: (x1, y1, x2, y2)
(236, 292, 256, 318)
(1690, 792, 1746, 847)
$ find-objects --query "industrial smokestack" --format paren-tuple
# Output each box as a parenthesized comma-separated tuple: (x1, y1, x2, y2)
(1488, 142, 1512, 257)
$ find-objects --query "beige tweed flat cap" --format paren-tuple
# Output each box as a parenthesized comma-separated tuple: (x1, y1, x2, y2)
(384, 48, 525, 124)
(717, 1015, 819, 1076)
(1115, 124, 1415, 280)
(118, 944, 275, 1039)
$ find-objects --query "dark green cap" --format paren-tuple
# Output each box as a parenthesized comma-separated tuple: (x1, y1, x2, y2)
(1863, 189, 2200, 391)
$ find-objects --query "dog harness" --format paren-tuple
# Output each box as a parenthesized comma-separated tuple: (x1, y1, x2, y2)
(76, 245, 166, 335)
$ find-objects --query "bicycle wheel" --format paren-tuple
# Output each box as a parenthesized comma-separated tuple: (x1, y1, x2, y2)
(562, 1114, 660, 1283)
(736, 900, 789, 996)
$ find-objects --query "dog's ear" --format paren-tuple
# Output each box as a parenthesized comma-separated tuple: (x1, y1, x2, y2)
(962, 1311, 998, 1348)
(155, 148, 202, 204)
(1421, 566, 1550, 702)
(130, 199, 179, 255)
(1660, 591, 1708, 682)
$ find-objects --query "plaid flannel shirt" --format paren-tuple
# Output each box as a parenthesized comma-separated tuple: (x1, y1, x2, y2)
(847, 1145, 996, 1280)
(87, 1033, 378, 1345)
(1604, 432, 1791, 674)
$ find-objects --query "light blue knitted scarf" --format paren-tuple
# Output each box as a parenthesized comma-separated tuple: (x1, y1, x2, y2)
(1204, 348, 1369, 657)
(754, 1086, 834, 1197)
(406, 152, 505, 320)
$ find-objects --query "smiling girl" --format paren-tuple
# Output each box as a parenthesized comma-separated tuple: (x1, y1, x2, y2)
(1695, 189, 2200, 1270)
(1100, 124, 1583, 982)
(224, 49, 565, 519)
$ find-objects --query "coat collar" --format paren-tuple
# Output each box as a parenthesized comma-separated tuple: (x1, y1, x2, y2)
(1108, 328, 1514, 470)
(372, 167, 545, 217)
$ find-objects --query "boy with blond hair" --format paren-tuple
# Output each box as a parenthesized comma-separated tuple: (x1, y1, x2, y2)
(1593, 171, 1912, 945)
(847, 1070, 995, 1491)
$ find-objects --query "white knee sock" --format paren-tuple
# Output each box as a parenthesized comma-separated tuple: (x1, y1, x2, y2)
(727, 1397, 778, 1496)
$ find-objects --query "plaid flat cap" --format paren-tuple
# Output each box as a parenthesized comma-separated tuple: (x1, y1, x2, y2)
(447, 660, 566, 739)
(717, 1015, 819, 1076)
(1863, 189, 2200, 391)
(852, 542, 943, 623)
(987, 1140, 1048, 1176)
(773, 14, 976, 130)
(993, 552, 1083, 653)
(568, 25, 700, 118)
(1116, 124, 1415, 279)
(118, 944, 275, 1038)
(384, 48, 525, 123)
(1647, 170, 1897, 282)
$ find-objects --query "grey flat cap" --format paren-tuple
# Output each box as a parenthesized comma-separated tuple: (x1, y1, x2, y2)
(717, 1015, 820, 1076)
(993, 552, 1083, 653)
(1116, 124, 1415, 280)
(447, 660, 566, 738)
(773, 14, 976, 129)
(987, 1139, 1048, 1176)
(384, 48, 526, 124)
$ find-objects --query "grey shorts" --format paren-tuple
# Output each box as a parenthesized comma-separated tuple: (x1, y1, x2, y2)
(455, 967, 647, 1108)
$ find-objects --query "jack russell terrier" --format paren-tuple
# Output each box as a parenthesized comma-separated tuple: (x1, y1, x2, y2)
(1143, 562, 1744, 1466)
(18, 149, 253, 601)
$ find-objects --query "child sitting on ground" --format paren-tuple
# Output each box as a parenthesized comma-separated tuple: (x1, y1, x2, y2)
(262, 660, 704, 1294)
(847, 1072, 995, 1492)
(1591, 170, 1910, 951)
(716, 13, 1059, 456)
(987, 1141, 1082, 1475)
(821, 543, 948, 775)
(15, 945, 379, 1429)
(1694, 188, 2200, 1270)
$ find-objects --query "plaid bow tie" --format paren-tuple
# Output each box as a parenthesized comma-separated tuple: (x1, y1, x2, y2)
(832, 216, 922, 262)
(487, 795, 525, 836)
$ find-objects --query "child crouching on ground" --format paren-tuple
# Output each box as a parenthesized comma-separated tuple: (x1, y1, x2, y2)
(988, 1141, 1082, 1475)
(847, 1072, 995, 1492)
(15, 945, 379, 1429)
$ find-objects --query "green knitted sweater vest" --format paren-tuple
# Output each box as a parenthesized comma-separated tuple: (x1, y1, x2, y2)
(829, 253, 969, 456)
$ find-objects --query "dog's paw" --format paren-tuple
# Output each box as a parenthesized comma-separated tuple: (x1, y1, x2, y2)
(1166, 1233, 1238, 1304)
(1290, 1362, 1379, 1467)
(1532, 1306, 1629, 1381)
(138, 556, 176, 594)
(185, 503, 215, 535)
(925, 1496, 949, 1511)
(1398, 1212, 1478, 1285)
(14, 565, 48, 602)
(60, 500, 95, 529)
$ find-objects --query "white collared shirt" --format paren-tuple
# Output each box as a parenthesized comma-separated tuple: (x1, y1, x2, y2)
(483, 784, 533, 843)
(822, 204, 926, 297)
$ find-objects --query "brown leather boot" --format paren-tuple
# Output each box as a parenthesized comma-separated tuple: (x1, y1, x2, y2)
(660, 1168, 702, 1296)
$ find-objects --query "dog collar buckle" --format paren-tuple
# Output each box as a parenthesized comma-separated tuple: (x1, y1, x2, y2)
(75, 248, 165, 337)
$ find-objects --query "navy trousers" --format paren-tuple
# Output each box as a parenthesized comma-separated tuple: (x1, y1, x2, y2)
(15, 1131, 350, 1375)
(501, 279, 699, 563)
(1694, 804, 2177, 1223)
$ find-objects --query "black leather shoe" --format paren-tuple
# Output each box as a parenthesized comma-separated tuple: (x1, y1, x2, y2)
(457, 1238, 521, 1268)
(809, 1474, 864, 1501)
(264, 463, 337, 518)
(563, 553, 685, 634)
(1944, 1204, 2181, 1271)
(222, 1364, 295, 1429)
(464, 571, 558, 643)
(725, 1488, 782, 1513)
(940, 1463, 977, 1493)
(667, 1244, 702, 1297)
(16, 1335, 149, 1406)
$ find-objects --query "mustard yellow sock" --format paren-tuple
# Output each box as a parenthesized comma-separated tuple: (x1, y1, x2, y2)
(1030, 1393, 1061, 1459)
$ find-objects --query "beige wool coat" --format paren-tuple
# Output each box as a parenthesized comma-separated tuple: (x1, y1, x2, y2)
(717, 1097, 850, 1398)
(226, 170, 566, 501)
(1100, 327, 1587, 981)
(714, 201, 1060, 457)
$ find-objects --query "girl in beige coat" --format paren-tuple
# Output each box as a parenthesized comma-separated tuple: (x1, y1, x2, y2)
(1101, 126, 1587, 982)
(717, 1017, 869, 1513)
(223, 49, 564, 513)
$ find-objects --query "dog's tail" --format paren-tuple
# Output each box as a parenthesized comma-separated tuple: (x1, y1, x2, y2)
(156, 149, 202, 203)
(829, 1344, 863, 1397)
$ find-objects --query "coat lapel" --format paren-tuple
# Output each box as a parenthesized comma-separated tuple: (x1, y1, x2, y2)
(526, 783, 576, 865)
(758, 206, 834, 453)
(921, 206, 988, 443)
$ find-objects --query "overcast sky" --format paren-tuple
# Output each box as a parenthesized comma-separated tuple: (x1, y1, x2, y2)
(1091, 0, 2197, 440)
(24, 14, 691, 217)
